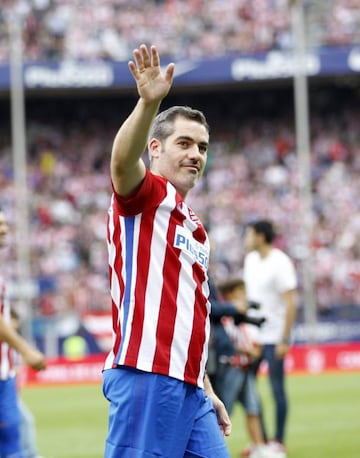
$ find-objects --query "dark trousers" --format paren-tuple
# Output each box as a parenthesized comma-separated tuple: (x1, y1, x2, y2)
(261, 344, 287, 442)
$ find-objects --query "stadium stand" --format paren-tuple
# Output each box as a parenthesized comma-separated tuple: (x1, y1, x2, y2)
(0, 0, 360, 62)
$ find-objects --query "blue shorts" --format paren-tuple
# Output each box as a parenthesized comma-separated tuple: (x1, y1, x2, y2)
(0, 377, 23, 458)
(102, 367, 230, 458)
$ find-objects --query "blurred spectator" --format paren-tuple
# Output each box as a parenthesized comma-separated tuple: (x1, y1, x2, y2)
(0, 0, 360, 63)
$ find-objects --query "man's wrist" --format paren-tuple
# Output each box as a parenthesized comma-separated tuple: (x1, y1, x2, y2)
(281, 337, 290, 345)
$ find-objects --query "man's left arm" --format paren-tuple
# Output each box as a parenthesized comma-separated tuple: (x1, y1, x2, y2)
(0, 316, 46, 371)
(204, 373, 232, 436)
(276, 288, 297, 358)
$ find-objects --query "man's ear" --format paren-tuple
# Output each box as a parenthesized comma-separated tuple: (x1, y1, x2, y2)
(148, 138, 161, 160)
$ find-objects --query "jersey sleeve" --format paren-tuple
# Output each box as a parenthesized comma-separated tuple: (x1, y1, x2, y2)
(112, 169, 167, 216)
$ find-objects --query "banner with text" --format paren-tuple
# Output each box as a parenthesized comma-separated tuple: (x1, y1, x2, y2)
(20, 342, 360, 386)
(1, 46, 360, 92)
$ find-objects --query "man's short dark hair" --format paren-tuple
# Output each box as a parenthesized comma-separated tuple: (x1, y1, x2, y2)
(249, 219, 276, 244)
(148, 106, 209, 143)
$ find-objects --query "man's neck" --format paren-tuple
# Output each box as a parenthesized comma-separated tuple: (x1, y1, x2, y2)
(258, 244, 272, 259)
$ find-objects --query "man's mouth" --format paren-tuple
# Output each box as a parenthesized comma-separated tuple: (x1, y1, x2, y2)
(182, 163, 200, 172)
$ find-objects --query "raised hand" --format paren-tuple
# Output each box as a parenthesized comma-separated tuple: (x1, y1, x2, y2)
(128, 44, 175, 104)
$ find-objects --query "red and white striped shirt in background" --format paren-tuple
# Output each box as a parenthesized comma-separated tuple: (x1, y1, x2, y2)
(104, 170, 211, 388)
(221, 317, 260, 369)
(0, 275, 15, 380)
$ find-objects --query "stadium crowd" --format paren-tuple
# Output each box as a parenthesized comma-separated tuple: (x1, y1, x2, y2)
(0, 0, 360, 62)
(0, 85, 359, 320)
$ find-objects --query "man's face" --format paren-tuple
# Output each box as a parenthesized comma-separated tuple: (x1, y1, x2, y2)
(149, 116, 209, 198)
(0, 212, 9, 248)
(244, 227, 261, 251)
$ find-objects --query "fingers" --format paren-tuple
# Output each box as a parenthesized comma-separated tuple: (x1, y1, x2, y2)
(27, 350, 46, 371)
(215, 402, 232, 437)
(221, 413, 232, 436)
(129, 44, 156, 75)
(135, 44, 151, 71)
(31, 359, 46, 371)
(164, 62, 175, 83)
(150, 45, 159, 67)
(128, 49, 144, 79)
(128, 44, 174, 79)
(218, 415, 232, 436)
(223, 423, 232, 437)
(150, 45, 175, 82)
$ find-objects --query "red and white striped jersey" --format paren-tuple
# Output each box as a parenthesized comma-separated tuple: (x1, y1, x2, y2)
(104, 170, 211, 388)
(0, 275, 15, 380)
(221, 317, 260, 369)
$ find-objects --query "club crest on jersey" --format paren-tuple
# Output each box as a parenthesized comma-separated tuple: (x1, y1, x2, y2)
(188, 207, 202, 226)
(174, 225, 209, 269)
(177, 203, 202, 227)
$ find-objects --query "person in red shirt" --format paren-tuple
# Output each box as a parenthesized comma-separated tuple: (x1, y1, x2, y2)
(102, 44, 231, 457)
(0, 210, 46, 457)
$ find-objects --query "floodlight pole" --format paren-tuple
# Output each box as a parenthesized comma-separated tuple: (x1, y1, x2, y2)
(9, 14, 33, 342)
(290, 0, 317, 343)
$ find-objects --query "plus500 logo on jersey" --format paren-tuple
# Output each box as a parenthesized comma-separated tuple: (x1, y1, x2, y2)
(174, 226, 209, 269)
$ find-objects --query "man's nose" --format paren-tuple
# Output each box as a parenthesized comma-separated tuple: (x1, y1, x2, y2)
(188, 145, 202, 158)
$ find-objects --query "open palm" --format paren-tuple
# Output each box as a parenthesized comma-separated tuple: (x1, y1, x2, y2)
(128, 44, 175, 103)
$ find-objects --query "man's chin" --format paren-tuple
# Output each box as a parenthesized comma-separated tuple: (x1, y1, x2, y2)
(186, 177, 200, 191)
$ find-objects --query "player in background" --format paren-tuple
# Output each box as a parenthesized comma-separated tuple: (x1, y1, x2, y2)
(0, 209, 46, 458)
(243, 220, 298, 458)
(10, 308, 44, 458)
(102, 44, 231, 457)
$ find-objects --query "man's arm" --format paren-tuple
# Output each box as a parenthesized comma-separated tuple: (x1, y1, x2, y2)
(276, 288, 297, 358)
(111, 44, 174, 197)
(0, 316, 46, 371)
(204, 373, 232, 436)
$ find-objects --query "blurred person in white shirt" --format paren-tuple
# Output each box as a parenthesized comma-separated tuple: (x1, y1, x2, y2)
(243, 220, 298, 458)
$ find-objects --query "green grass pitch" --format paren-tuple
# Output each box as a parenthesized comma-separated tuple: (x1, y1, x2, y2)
(21, 372, 360, 458)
